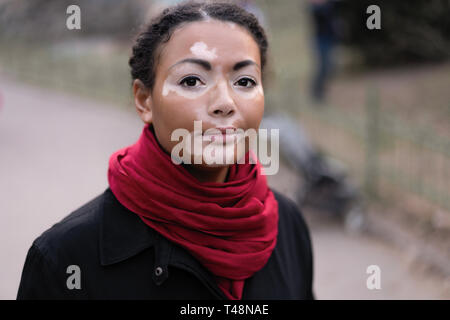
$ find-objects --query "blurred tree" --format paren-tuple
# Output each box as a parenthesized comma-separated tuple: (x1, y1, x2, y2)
(0, 0, 150, 42)
(335, 0, 450, 66)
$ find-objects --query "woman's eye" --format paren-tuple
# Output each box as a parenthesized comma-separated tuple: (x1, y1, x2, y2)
(180, 76, 202, 87)
(235, 77, 257, 88)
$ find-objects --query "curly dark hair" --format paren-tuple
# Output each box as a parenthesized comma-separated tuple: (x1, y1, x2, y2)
(128, 0, 269, 91)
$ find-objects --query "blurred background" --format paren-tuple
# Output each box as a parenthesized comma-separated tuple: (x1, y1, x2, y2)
(0, 0, 449, 299)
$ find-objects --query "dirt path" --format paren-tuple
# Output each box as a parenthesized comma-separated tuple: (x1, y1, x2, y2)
(0, 77, 448, 299)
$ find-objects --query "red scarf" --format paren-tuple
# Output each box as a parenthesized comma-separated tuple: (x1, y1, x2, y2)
(108, 123, 279, 300)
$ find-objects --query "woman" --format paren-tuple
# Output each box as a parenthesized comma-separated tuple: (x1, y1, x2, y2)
(17, 1, 314, 300)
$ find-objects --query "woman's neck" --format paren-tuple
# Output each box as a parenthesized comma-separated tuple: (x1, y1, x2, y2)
(182, 164, 230, 183)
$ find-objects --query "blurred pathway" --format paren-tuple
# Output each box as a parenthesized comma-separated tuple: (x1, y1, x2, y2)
(0, 77, 448, 299)
(0, 76, 142, 299)
(267, 162, 449, 299)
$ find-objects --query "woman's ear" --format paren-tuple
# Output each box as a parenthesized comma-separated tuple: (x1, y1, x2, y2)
(133, 79, 153, 124)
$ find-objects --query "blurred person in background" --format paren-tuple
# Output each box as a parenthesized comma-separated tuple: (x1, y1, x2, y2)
(308, 0, 337, 104)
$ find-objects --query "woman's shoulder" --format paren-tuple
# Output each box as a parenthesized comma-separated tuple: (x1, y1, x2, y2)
(31, 190, 107, 265)
(271, 188, 313, 254)
(271, 189, 310, 231)
(18, 191, 109, 299)
(270, 189, 314, 298)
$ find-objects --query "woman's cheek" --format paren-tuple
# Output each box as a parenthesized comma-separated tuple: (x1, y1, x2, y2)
(157, 91, 205, 128)
(234, 85, 264, 101)
(236, 87, 264, 128)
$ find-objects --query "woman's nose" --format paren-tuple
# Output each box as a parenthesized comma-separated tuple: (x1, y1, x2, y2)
(207, 81, 236, 117)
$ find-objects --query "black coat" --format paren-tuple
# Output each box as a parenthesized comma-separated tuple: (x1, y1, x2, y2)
(17, 188, 315, 300)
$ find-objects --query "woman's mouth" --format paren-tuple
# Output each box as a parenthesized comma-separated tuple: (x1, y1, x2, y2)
(203, 128, 238, 144)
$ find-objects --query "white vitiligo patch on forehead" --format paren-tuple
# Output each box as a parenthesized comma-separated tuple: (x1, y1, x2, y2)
(190, 42, 217, 60)
(237, 84, 264, 100)
(199, 9, 209, 20)
(225, 21, 237, 29)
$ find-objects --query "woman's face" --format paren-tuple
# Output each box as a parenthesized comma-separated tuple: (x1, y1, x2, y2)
(134, 19, 264, 168)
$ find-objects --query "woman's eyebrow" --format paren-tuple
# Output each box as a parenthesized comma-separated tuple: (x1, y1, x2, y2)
(169, 58, 259, 71)
(233, 60, 259, 71)
(169, 58, 212, 71)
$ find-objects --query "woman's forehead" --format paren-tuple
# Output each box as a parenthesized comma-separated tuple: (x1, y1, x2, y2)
(158, 20, 261, 69)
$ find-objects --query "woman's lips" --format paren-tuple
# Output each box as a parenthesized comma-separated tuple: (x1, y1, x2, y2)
(203, 127, 239, 143)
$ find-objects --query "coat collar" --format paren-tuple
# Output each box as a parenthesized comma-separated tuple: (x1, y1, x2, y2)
(99, 188, 156, 266)
(98, 188, 227, 299)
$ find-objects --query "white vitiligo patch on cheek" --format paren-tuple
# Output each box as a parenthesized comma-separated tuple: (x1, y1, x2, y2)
(215, 65, 264, 101)
(161, 60, 263, 101)
(235, 84, 264, 100)
(190, 42, 217, 60)
(162, 75, 212, 99)
(162, 75, 263, 101)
